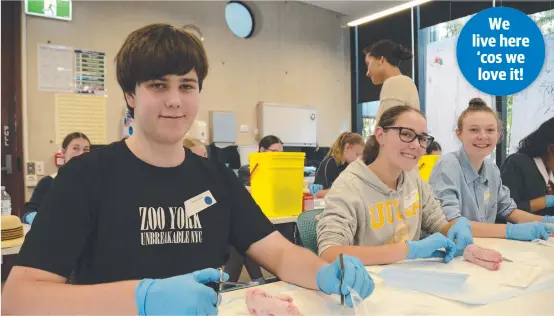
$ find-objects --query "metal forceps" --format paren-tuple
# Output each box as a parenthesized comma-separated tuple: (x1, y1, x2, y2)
(206, 268, 260, 306)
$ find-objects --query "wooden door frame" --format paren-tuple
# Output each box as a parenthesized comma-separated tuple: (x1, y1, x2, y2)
(1, 0, 25, 217)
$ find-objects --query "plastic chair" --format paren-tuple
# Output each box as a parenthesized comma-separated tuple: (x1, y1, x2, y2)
(297, 209, 323, 254)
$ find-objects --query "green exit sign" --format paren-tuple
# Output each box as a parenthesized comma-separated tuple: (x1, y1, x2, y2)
(25, 0, 72, 21)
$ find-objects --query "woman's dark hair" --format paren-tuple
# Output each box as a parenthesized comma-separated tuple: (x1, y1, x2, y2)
(363, 39, 413, 67)
(259, 135, 282, 151)
(62, 132, 90, 149)
(363, 105, 424, 164)
(426, 141, 442, 155)
(517, 117, 554, 158)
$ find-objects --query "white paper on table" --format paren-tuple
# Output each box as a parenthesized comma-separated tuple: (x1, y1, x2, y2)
(365, 257, 554, 306)
(532, 238, 554, 247)
(498, 261, 542, 288)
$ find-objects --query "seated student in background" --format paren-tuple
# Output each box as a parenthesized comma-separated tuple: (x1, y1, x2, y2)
(426, 140, 442, 155)
(183, 137, 208, 158)
(500, 118, 554, 216)
(364, 40, 419, 124)
(238, 135, 283, 187)
(313, 132, 364, 198)
(22, 132, 90, 225)
(3, 24, 373, 314)
(317, 106, 473, 265)
(429, 98, 554, 242)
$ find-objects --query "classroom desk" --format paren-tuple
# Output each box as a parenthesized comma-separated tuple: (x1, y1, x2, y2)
(268, 216, 298, 225)
(219, 238, 554, 315)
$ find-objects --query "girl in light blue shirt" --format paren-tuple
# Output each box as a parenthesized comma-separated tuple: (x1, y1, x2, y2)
(429, 98, 554, 241)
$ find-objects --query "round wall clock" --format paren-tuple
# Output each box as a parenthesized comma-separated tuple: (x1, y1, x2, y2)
(225, 1, 255, 39)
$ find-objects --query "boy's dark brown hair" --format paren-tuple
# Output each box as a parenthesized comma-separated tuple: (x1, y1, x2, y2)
(115, 23, 209, 117)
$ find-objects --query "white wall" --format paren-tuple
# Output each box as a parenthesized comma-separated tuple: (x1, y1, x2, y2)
(23, 1, 351, 197)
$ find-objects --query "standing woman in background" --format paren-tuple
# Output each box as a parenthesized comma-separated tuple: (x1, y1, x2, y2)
(22, 132, 91, 224)
(313, 132, 364, 198)
(501, 118, 554, 216)
(364, 39, 420, 124)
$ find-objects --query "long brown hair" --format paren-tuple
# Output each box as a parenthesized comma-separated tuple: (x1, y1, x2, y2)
(363, 105, 424, 164)
(456, 97, 503, 137)
(327, 132, 364, 164)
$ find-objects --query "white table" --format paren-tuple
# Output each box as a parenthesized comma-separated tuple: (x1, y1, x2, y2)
(1, 224, 31, 256)
(220, 238, 554, 315)
(268, 216, 298, 225)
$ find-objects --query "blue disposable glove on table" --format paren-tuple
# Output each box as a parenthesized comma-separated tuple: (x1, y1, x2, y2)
(135, 268, 227, 316)
(316, 254, 374, 308)
(543, 215, 554, 224)
(546, 195, 554, 208)
(406, 232, 456, 263)
(446, 217, 474, 257)
(506, 222, 554, 241)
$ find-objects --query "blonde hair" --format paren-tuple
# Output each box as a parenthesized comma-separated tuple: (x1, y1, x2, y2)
(328, 132, 365, 164)
(456, 98, 503, 136)
(183, 138, 204, 149)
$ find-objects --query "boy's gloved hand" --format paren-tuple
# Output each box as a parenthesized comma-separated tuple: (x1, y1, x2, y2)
(406, 232, 456, 263)
(135, 268, 227, 316)
(446, 217, 474, 257)
(316, 254, 374, 308)
(506, 222, 554, 241)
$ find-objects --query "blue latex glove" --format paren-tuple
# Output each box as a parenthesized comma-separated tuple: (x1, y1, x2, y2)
(546, 195, 554, 208)
(310, 184, 323, 196)
(406, 232, 456, 263)
(506, 222, 554, 241)
(543, 215, 554, 224)
(446, 217, 474, 257)
(135, 268, 228, 316)
(316, 254, 374, 308)
(25, 212, 37, 225)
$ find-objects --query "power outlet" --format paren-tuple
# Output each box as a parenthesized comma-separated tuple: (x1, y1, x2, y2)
(35, 161, 45, 176)
(240, 125, 249, 133)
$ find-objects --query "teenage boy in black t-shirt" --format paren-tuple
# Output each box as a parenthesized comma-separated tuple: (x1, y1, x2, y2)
(3, 24, 374, 315)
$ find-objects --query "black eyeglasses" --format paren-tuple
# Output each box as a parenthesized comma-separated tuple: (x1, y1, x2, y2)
(382, 126, 435, 149)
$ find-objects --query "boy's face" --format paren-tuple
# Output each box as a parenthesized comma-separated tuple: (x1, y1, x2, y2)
(126, 71, 200, 145)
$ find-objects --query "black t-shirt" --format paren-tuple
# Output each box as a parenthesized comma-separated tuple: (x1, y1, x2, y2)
(21, 175, 55, 222)
(17, 140, 276, 284)
(313, 156, 347, 190)
(500, 153, 554, 216)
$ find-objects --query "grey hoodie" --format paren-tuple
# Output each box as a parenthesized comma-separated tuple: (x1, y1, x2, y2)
(316, 158, 448, 255)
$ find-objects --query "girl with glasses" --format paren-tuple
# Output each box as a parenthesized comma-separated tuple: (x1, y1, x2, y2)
(317, 105, 473, 265)
(429, 98, 554, 242)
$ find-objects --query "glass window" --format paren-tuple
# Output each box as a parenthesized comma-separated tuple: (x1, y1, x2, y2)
(506, 9, 554, 155)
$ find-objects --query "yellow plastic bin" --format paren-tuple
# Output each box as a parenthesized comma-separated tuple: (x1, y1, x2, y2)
(249, 152, 306, 218)
(418, 155, 440, 182)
